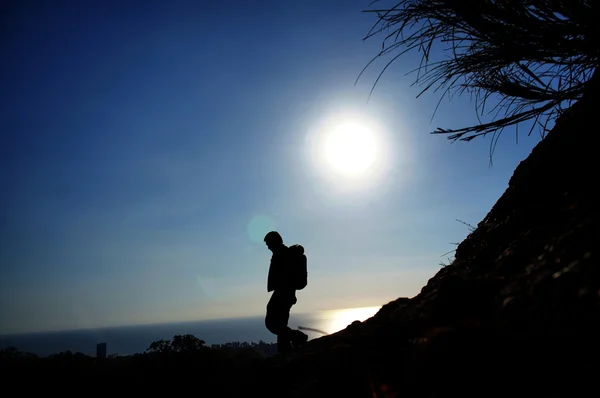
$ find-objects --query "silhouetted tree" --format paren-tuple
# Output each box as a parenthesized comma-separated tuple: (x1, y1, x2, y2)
(0, 346, 38, 364)
(146, 338, 171, 353)
(171, 334, 206, 352)
(146, 334, 206, 354)
(360, 0, 599, 147)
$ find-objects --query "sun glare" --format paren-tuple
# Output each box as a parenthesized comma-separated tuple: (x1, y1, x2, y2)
(305, 110, 397, 196)
(323, 122, 377, 176)
(326, 306, 380, 334)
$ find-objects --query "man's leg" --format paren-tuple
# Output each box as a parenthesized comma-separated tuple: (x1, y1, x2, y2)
(265, 293, 294, 353)
(276, 333, 293, 354)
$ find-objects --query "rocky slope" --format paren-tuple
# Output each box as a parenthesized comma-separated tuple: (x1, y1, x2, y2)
(263, 84, 599, 398)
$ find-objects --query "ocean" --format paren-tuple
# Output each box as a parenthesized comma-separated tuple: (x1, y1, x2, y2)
(0, 306, 380, 357)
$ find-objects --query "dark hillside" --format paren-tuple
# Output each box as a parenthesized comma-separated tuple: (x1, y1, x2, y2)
(270, 77, 599, 398)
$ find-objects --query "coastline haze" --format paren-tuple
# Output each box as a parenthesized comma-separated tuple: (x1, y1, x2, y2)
(0, 306, 381, 357)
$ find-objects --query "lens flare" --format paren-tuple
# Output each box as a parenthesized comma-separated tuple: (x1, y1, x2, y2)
(247, 214, 276, 243)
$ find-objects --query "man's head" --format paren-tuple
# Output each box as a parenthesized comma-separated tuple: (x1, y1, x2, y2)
(264, 231, 284, 252)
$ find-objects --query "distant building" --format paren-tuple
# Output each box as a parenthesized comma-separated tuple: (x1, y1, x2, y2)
(96, 342, 107, 358)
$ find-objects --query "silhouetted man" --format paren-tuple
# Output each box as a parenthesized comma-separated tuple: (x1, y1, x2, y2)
(264, 231, 308, 354)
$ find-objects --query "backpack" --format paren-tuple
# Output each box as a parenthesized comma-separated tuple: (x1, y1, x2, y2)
(288, 244, 307, 290)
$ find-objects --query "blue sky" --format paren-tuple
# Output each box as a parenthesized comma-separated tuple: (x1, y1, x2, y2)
(0, 0, 543, 334)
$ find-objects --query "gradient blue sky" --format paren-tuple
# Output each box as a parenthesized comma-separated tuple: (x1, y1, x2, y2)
(1, 0, 543, 334)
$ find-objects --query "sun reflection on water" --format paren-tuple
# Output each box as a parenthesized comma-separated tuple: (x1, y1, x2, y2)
(298, 306, 381, 336)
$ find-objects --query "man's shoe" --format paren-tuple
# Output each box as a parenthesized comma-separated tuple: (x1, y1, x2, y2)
(291, 330, 308, 349)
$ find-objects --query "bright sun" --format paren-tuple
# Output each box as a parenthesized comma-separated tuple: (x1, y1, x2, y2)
(323, 122, 378, 176)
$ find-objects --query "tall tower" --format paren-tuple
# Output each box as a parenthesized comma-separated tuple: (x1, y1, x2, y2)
(96, 342, 107, 358)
